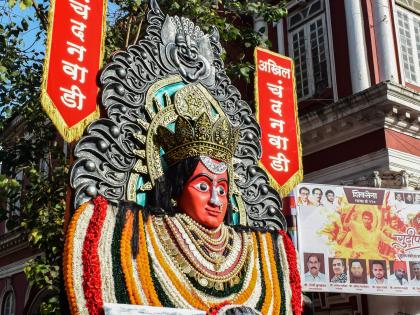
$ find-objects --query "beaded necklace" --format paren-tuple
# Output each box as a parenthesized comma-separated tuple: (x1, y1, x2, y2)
(153, 214, 251, 291)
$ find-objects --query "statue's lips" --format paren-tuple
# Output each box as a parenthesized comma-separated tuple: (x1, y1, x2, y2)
(205, 207, 222, 216)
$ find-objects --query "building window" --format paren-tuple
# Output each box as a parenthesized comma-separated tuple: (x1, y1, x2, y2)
(288, 0, 330, 99)
(2, 291, 16, 315)
(396, 6, 420, 85)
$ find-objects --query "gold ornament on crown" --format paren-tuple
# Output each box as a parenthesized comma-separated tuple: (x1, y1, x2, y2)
(155, 99, 240, 167)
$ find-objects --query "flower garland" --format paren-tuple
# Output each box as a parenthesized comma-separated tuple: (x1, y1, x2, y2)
(272, 233, 287, 315)
(146, 216, 209, 310)
(136, 214, 161, 306)
(259, 233, 273, 315)
(277, 233, 293, 315)
(120, 209, 142, 304)
(111, 205, 130, 304)
(63, 202, 90, 315)
(266, 232, 281, 315)
(279, 230, 302, 315)
(206, 301, 231, 315)
(98, 204, 117, 303)
(82, 195, 108, 315)
(234, 233, 260, 305)
(146, 218, 196, 309)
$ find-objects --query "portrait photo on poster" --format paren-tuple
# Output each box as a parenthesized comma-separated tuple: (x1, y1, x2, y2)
(304, 252, 326, 283)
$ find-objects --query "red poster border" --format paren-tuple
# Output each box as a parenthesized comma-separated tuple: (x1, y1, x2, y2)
(40, 0, 107, 143)
(254, 46, 303, 197)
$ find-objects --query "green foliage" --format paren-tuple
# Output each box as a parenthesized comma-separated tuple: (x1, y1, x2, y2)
(1, 0, 287, 312)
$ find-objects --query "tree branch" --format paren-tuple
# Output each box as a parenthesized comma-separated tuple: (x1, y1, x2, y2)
(125, 16, 133, 48)
(32, 0, 48, 30)
(133, 4, 148, 45)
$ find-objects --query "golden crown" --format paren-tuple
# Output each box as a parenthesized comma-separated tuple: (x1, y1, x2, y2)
(155, 85, 240, 166)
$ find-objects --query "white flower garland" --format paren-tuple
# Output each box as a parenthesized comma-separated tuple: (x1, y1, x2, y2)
(277, 235, 292, 315)
(72, 203, 94, 315)
(243, 236, 263, 309)
(98, 204, 117, 304)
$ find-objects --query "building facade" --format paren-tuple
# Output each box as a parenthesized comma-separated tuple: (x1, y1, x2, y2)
(271, 0, 420, 314)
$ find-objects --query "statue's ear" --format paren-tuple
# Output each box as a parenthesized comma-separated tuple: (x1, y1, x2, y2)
(198, 35, 214, 63)
(161, 15, 176, 45)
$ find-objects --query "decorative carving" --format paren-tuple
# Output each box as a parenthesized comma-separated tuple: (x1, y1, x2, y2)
(70, 0, 286, 230)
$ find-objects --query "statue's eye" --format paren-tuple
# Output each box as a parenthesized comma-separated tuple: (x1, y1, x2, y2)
(194, 182, 209, 192)
(217, 186, 226, 196)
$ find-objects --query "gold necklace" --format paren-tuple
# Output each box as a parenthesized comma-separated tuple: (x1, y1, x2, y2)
(155, 215, 250, 289)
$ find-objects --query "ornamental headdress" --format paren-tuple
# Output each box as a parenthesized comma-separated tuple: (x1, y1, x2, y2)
(70, 0, 286, 230)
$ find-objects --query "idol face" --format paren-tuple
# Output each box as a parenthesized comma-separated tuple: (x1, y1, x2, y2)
(177, 159, 228, 229)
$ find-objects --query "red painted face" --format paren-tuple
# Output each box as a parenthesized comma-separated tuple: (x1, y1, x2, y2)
(177, 159, 228, 229)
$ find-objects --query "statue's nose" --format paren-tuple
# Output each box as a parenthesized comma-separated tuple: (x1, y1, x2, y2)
(210, 185, 222, 207)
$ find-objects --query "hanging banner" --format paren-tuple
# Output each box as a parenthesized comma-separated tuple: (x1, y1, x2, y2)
(292, 183, 420, 296)
(254, 47, 302, 197)
(41, 0, 107, 142)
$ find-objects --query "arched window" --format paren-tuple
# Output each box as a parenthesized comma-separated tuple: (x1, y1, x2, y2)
(2, 291, 16, 315)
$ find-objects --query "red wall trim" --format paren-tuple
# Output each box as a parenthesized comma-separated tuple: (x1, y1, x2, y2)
(405, 82, 420, 92)
(385, 129, 420, 156)
(363, 0, 380, 84)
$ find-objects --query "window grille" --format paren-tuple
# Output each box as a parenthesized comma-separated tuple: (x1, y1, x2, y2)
(289, 11, 330, 99)
(396, 7, 420, 85)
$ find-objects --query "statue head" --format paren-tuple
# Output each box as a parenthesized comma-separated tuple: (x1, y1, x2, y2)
(149, 155, 232, 228)
(144, 83, 240, 228)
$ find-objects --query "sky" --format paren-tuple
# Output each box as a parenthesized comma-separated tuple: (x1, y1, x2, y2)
(0, 0, 120, 58)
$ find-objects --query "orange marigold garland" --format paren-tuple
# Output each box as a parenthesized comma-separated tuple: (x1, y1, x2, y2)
(63, 202, 89, 315)
(233, 233, 259, 305)
(259, 233, 273, 315)
(279, 230, 302, 315)
(120, 209, 143, 304)
(266, 232, 281, 315)
(137, 214, 161, 306)
(82, 195, 108, 315)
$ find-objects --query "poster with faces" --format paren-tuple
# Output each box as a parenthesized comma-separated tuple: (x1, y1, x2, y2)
(292, 183, 420, 296)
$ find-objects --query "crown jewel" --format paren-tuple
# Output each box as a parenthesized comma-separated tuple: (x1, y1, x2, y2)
(155, 85, 240, 166)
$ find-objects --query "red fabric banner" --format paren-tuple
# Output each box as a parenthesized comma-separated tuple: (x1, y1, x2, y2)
(254, 47, 303, 197)
(41, 0, 107, 142)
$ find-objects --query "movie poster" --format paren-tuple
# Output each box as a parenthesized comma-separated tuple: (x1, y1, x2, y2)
(292, 183, 420, 296)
